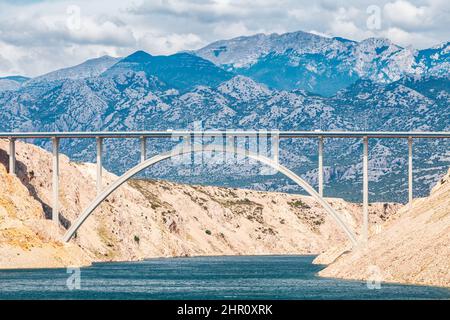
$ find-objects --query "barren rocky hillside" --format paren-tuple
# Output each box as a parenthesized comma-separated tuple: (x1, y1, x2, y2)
(316, 169, 450, 287)
(0, 139, 399, 269)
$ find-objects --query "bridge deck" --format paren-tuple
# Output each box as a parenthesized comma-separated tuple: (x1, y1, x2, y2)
(0, 131, 449, 139)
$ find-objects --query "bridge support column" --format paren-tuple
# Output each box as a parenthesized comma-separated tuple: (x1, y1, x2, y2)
(226, 134, 235, 163)
(272, 132, 279, 170)
(96, 137, 103, 194)
(52, 137, 60, 224)
(362, 136, 369, 243)
(140, 136, 146, 163)
(408, 137, 413, 206)
(8, 137, 16, 176)
(318, 136, 323, 197)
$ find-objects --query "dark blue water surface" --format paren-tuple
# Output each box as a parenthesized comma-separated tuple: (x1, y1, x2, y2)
(0, 255, 448, 299)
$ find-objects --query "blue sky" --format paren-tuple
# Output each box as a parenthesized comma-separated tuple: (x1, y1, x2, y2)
(0, 0, 448, 77)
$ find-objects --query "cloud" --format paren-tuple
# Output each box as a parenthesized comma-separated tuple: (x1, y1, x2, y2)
(0, 17, 136, 48)
(138, 32, 204, 54)
(212, 21, 261, 39)
(128, 0, 450, 48)
(0, 0, 448, 77)
(0, 54, 14, 75)
(128, 0, 280, 23)
(384, 1, 430, 29)
(327, 6, 375, 40)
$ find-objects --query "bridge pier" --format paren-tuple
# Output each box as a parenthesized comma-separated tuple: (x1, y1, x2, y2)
(272, 132, 279, 169)
(318, 136, 323, 197)
(52, 137, 59, 224)
(8, 137, 16, 176)
(140, 136, 146, 163)
(96, 137, 103, 194)
(408, 137, 413, 206)
(362, 136, 369, 243)
(226, 134, 235, 162)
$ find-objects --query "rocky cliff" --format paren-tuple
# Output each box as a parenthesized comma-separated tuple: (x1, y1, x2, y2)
(316, 169, 450, 287)
(0, 139, 399, 269)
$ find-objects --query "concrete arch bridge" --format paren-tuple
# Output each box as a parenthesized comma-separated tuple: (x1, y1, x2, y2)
(1, 130, 449, 247)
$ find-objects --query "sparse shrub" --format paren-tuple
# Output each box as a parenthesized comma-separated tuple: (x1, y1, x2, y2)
(289, 199, 310, 209)
(205, 229, 212, 235)
(134, 235, 140, 244)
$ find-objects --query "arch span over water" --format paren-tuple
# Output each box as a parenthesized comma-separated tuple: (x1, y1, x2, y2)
(62, 144, 358, 245)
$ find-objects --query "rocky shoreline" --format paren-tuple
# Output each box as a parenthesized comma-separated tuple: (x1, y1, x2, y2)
(315, 169, 450, 288)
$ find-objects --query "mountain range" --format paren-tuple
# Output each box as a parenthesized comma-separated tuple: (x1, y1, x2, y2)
(195, 31, 449, 96)
(0, 30, 448, 202)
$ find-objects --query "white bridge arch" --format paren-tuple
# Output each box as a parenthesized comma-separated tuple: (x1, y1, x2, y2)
(62, 143, 358, 245)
